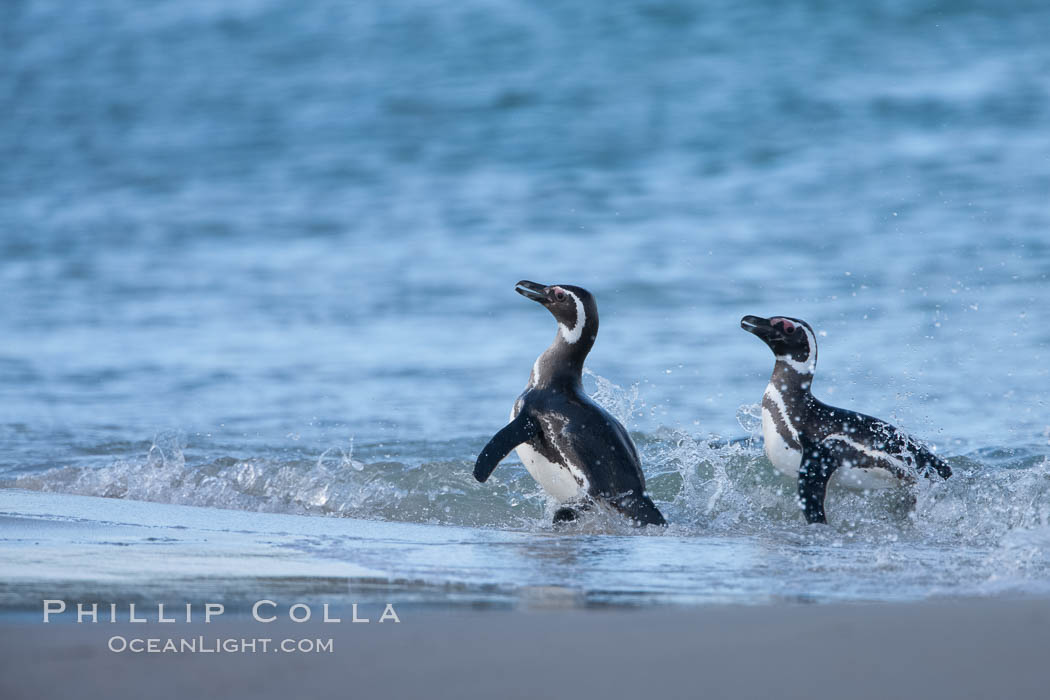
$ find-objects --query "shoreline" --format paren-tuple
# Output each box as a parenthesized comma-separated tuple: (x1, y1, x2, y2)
(3, 487, 1048, 610)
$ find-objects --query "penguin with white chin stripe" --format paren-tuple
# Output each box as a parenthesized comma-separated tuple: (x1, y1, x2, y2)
(473, 281, 666, 527)
(741, 315, 952, 524)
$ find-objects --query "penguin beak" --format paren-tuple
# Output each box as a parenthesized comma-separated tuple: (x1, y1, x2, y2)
(741, 315, 779, 341)
(515, 280, 549, 305)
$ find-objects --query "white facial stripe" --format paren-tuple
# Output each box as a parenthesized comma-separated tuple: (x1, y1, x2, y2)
(800, 324, 816, 365)
(763, 384, 800, 442)
(559, 291, 586, 344)
(776, 323, 817, 375)
(823, 434, 909, 472)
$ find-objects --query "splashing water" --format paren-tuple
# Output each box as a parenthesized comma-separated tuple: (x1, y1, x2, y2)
(3, 374, 1050, 604)
(4, 376, 1048, 546)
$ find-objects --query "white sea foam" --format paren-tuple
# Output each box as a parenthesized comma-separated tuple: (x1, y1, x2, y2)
(2, 383, 1049, 604)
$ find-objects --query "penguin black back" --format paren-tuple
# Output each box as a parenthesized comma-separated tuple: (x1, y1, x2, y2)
(741, 314, 951, 524)
(473, 281, 665, 526)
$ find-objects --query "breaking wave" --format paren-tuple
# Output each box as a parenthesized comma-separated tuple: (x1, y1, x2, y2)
(3, 374, 1049, 559)
(5, 373, 1050, 603)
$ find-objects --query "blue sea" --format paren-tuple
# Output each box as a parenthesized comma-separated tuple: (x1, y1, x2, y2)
(1, 0, 1049, 607)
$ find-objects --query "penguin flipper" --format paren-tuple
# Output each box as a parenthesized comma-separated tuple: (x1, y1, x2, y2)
(473, 411, 538, 483)
(797, 437, 848, 525)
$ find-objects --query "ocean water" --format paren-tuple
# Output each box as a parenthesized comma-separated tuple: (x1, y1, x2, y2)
(1, 0, 1049, 606)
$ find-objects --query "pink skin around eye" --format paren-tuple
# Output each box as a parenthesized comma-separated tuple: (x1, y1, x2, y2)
(771, 318, 795, 332)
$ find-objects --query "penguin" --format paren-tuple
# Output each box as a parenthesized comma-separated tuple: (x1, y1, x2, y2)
(473, 281, 666, 526)
(740, 315, 952, 524)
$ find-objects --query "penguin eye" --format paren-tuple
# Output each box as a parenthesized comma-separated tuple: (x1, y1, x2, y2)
(554, 290, 566, 301)
(785, 326, 796, 335)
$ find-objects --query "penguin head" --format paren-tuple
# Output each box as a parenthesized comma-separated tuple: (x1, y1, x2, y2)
(515, 280, 598, 346)
(740, 315, 817, 373)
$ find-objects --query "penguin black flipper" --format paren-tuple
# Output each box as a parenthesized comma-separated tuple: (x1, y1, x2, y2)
(799, 433, 922, 524)
(478, 281, 665, 526)
(474, 411, 538, 483)
(797, 435, 846, 524)
(743, 314, 953, 525)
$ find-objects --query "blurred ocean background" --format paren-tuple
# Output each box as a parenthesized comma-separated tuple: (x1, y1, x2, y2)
(1, 0, 1049, 606)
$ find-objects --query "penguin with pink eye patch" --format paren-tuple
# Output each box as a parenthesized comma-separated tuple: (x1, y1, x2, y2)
(741, 315, 952, 524)
(473, 280, 665, 526)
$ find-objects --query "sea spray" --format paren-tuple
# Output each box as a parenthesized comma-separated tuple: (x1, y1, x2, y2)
(1, 377, 1048, 574)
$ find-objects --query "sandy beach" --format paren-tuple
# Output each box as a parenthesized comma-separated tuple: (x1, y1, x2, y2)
(3, 489, 1050, 698)
(2, 599, 1049, 699)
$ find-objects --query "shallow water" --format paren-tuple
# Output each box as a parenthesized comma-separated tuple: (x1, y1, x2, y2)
(1, 0, 1049, 605)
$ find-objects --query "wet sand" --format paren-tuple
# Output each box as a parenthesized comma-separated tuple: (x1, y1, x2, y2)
(2, 598, 1048, 700)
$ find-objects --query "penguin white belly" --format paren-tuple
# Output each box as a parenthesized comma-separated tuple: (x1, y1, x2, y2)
(514, 442, 586, 503)
(762, 406, 802, 477)
(761, 409, 897, 491)
(510, 403, 586, 502)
